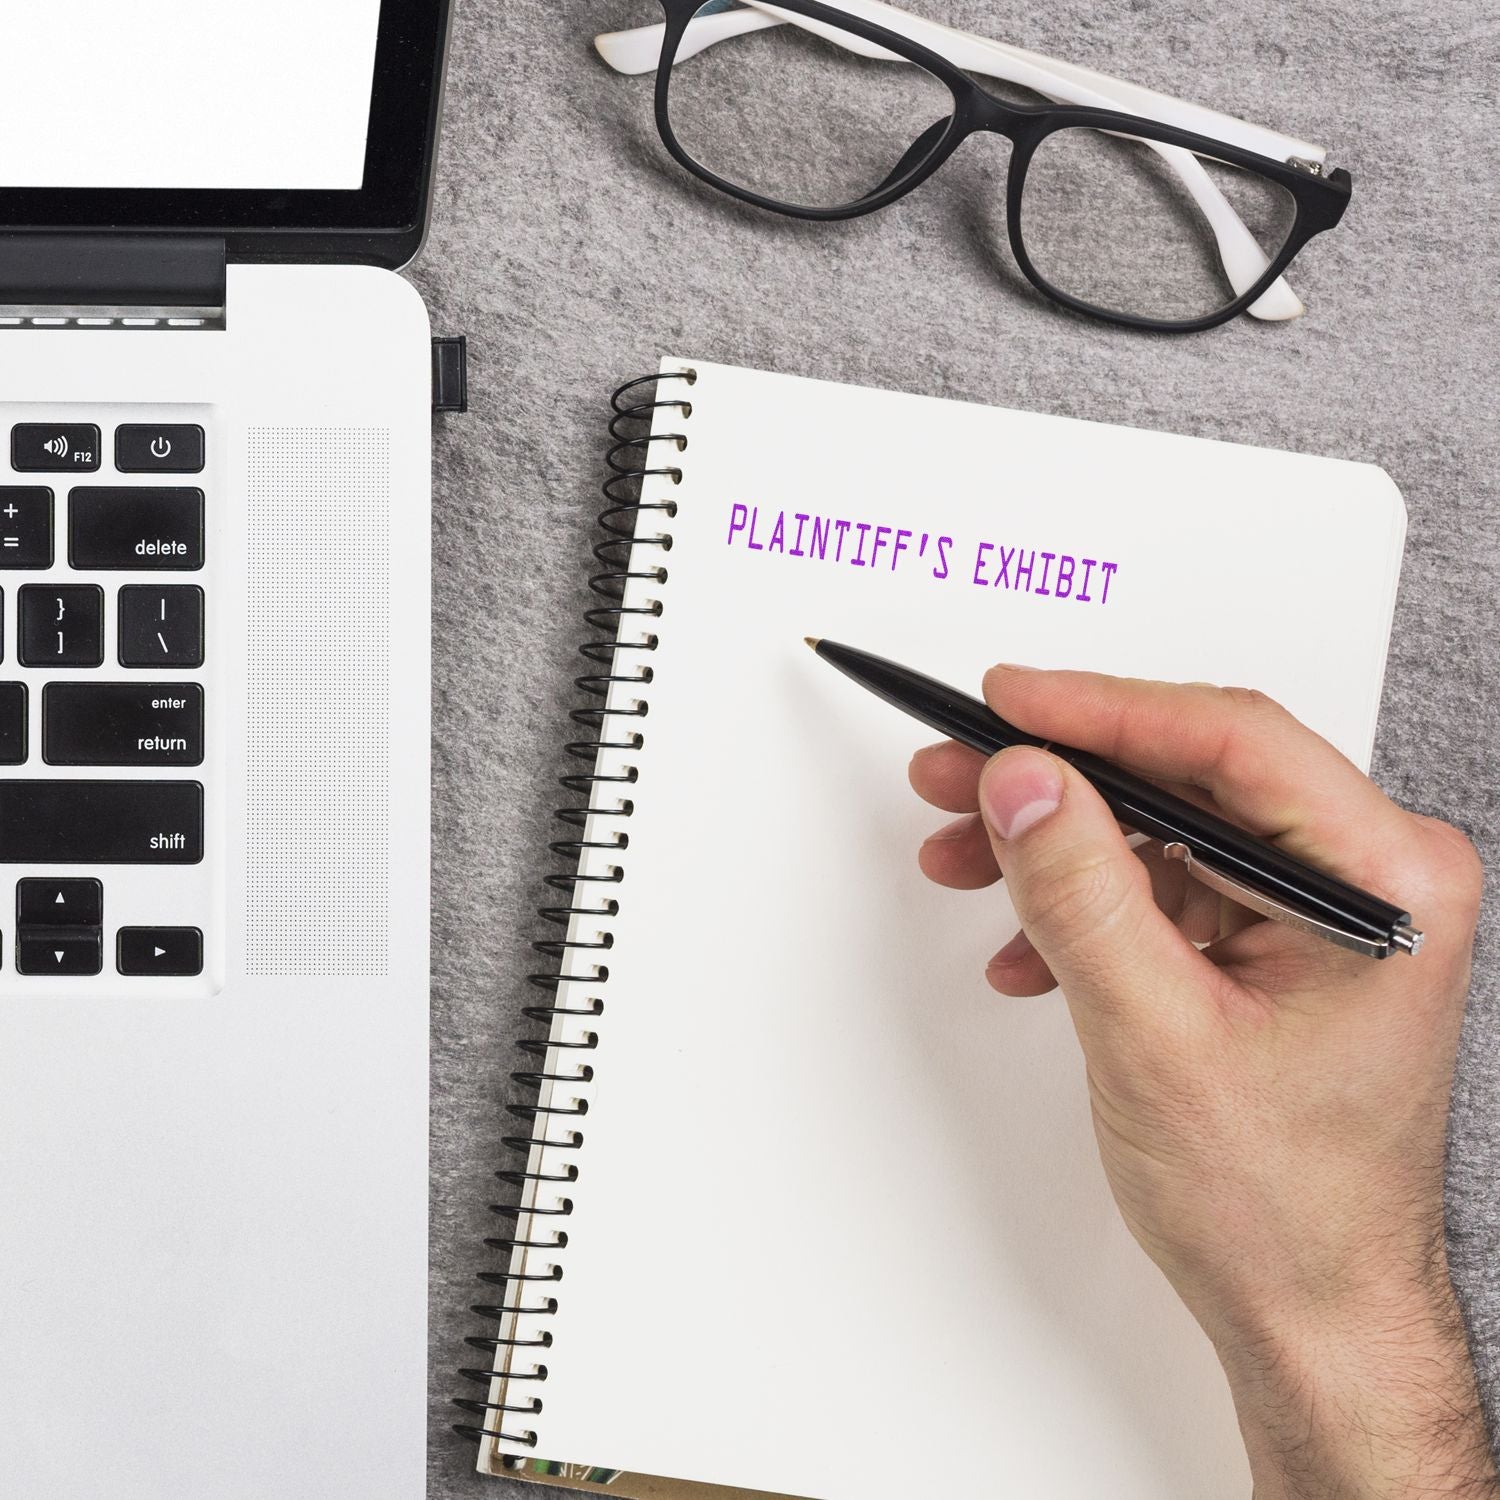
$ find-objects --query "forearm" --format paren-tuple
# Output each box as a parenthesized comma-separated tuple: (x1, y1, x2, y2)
(1220, 1272, 1499, 1499)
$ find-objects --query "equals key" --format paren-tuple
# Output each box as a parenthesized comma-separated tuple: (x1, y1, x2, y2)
(118, 586, 204, 668)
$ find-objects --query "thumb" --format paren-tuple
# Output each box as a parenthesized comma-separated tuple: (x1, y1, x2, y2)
(977, 746, 1216, 1041)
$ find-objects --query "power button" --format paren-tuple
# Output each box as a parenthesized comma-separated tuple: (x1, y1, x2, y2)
(115, 424, 205, 474)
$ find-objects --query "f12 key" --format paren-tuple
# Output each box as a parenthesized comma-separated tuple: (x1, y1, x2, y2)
(11, 424, 100, 473)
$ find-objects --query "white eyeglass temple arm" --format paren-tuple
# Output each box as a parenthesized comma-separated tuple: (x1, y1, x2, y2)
(595, 2, 1325, 320)
(598, 3, 1322, 162)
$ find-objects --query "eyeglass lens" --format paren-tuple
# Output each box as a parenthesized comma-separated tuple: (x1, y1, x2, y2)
(1019, 128, 1298, 323)
(665, 2, 957, 212)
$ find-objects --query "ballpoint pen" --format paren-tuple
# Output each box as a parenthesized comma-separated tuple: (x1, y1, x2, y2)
(806, 637, 1423, 960)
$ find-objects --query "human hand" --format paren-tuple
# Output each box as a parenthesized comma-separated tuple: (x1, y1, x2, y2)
(910, 667, 1496, 1498)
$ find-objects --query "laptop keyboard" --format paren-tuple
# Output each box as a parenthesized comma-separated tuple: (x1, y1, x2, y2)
(1, 405, 217, 988)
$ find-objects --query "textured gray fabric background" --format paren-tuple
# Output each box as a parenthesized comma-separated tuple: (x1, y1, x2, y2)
(411, 3, 1499, 1494)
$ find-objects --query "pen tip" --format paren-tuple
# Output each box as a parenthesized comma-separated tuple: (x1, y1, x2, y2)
(804, 636, 821, 651)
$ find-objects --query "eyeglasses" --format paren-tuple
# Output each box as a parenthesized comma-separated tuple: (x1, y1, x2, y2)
(595, 0, 1352, 332)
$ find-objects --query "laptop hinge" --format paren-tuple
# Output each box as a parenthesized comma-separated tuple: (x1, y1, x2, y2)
(0, 234, 226, 329)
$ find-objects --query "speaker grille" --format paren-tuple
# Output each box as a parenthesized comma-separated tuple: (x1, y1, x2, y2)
(246, 428, 391, 977)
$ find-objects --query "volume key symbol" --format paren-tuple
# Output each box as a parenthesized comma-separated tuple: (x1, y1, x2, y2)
(43, 435, 69, 460)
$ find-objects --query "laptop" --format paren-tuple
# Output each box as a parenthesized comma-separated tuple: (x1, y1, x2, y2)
(0, 4, 452, 1495)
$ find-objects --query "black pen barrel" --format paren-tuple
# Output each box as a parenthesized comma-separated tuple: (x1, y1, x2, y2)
(811, 638, 1412, 952)
(813, 637, 1043, 757)
(1059, 748, 1410, 950)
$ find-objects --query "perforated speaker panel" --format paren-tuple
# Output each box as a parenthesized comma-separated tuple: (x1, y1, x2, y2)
(246, 428, 391, 977)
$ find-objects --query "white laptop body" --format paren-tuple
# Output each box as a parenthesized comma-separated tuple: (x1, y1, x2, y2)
(0, 5, 450, 1495)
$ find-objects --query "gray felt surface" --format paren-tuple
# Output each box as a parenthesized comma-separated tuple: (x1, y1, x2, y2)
(411, 2, 1500, 1494)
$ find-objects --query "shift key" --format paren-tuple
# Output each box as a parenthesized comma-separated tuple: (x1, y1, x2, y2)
(69, 488, 203, 570)
(0, 780, 202, 863)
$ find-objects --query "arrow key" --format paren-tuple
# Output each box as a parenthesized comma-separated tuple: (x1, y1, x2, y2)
(17, 930, 102, 975)
(117, 926, 202, 977)
(18, 877, 103, 927)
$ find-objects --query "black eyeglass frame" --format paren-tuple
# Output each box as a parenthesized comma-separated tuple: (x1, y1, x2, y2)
(649, 0, 1352, 332)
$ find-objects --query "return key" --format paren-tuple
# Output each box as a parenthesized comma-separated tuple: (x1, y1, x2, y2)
(43, 683, 203, 766)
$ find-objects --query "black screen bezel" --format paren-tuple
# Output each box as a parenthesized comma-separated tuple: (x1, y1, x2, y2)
(0, 0, 451, 267)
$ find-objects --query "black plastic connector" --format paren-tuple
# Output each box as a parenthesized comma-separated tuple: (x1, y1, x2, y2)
(432, 335, 469, 414)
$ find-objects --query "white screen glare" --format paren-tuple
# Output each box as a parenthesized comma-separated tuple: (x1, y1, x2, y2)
(0, 0, 383, 190)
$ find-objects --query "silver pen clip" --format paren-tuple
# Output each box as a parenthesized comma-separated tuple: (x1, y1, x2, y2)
(1160, 842, 1422, 959)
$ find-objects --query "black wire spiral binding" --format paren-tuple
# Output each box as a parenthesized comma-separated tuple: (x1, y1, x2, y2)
(453, 370, 694, 1457)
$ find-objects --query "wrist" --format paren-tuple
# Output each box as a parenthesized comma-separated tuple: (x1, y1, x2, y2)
(1215, 1265, 1498, 1498)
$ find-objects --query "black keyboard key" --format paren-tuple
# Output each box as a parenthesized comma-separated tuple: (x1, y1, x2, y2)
(0, 682, 27, 764)
(0, 488, 54, 568)
(0, 780, 202, 863)
(43, 682, 203, 766)
(18, 930, 102, 976)
(118, 585, 204, 668)
(117, 926, 202, 977)
(68, 488, 203, 571)
(18, 877, 102, 926)
(19, 585, 104, 667)
(11, 423, 100, 473)
(114, 424, 205, 474)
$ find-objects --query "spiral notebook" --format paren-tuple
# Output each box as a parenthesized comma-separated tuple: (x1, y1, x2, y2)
(459, 359, 1408, 1499)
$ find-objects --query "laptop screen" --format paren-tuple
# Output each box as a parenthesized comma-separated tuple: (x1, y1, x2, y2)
(0, 0, 449, 265)
(0, 1, 382, 191)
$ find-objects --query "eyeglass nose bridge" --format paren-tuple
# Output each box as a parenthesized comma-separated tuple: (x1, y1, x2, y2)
(861, 91, 1025, 204)
(854, 88, 1047, 221)
(953, 87, 1055, 153)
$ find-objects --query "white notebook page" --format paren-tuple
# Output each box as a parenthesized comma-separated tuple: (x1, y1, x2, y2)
(488, 360, 1406, 1498)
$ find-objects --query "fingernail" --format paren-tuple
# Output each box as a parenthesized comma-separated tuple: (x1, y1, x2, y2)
(980, 750, 1063, 840)
(989, 928, 1033, 967)
(990, 661, 1038, 672)
(924, 812, 977, 844)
